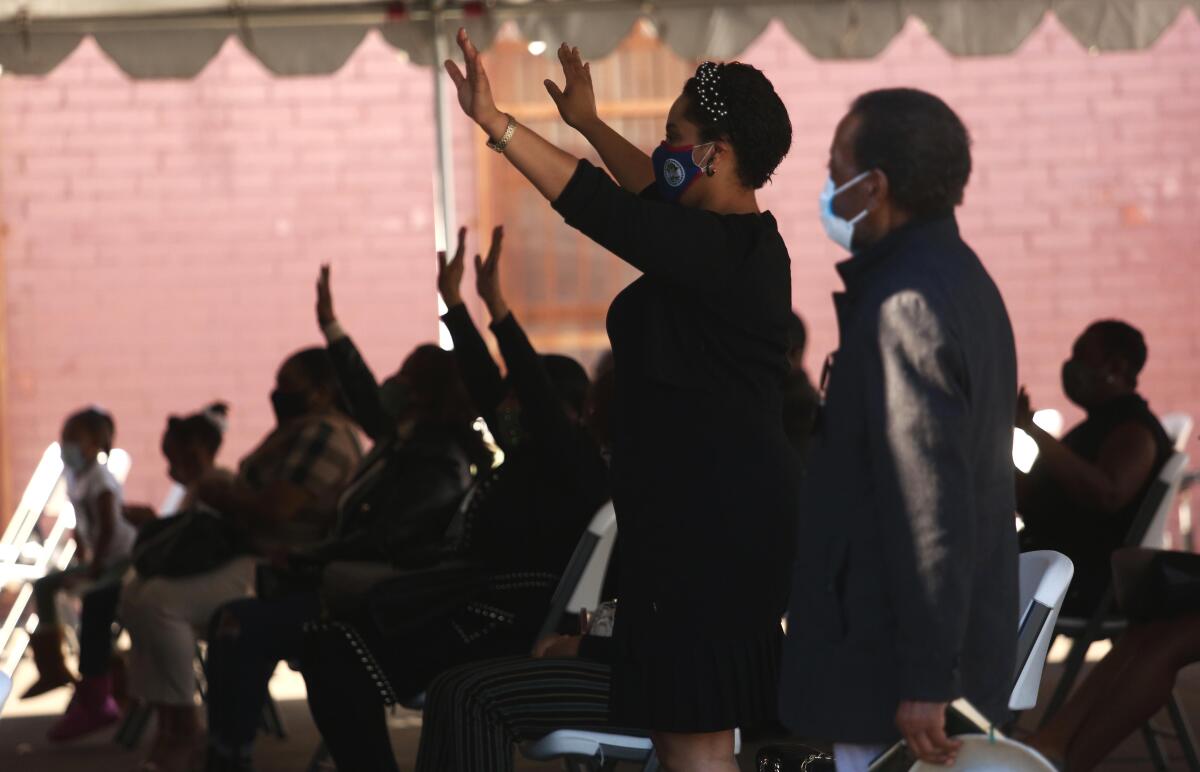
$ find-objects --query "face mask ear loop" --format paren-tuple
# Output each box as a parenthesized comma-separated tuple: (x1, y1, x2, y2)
(693, 142, 717, 172)
(833, 169, 873, 197)
(837, 170, 875, 227)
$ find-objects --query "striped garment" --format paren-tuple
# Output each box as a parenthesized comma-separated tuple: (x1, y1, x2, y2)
(415, 655, 634, 772)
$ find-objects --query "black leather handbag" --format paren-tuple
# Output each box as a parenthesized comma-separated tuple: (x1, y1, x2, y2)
(132, 509, 247, 579)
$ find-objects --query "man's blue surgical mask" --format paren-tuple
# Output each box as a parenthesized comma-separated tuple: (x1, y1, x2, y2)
(819, 172, 872, 252)
(652, 142, 716, 203)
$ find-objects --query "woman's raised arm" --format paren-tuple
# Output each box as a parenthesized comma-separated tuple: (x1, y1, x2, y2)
(544, 44, 654, 193)
(445, 28, 579, 202)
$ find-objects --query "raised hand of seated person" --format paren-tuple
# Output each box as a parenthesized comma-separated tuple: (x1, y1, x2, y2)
(316, 264, 337, 327)
(474, 225, 509, 321)
(437, 226, 468, 309)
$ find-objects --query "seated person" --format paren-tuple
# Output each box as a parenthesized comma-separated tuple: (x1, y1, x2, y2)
(1017, 320, 1173, 616)
(119, 348, 362, 772)
(202, 267, 489, 772)
(49, 404, 230, 743)
(1030, 551, 1200, 771)
(25, 407, 130, 700)
(417, 607, 618, 772)
(299, 226, 611, 772)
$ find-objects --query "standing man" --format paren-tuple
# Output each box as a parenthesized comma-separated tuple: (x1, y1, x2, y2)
(780, 89, 1019, 770)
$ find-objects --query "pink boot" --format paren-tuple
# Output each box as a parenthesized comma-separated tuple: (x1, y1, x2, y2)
(47, 674, 121, 742)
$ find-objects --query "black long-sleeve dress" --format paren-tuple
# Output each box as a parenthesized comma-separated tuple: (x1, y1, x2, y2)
(300, 307, 610, 772)
(552, 160, 798, 732)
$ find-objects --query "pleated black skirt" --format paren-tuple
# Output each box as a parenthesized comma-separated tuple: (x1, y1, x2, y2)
(609, 618, 783, 733)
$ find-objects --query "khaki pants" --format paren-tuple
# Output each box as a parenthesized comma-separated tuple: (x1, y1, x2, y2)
(119, 557, 257, 706)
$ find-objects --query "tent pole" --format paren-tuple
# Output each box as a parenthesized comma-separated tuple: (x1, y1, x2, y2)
(431, 1, 458, 349)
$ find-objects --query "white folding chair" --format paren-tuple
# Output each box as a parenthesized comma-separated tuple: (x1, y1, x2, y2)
(1162, 413, 1195, 454)
(1011, 550, 1075, 711)
(535, 501, 618, 641)
(0, 672, 11, 718)
(523, 727, 742, 772)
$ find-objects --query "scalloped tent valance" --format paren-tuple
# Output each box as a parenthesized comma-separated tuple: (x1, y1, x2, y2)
(0, 0, 1196, 78)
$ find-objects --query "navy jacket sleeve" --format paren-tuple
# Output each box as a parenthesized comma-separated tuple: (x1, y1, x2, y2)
(442, 304, 506, 432)
(551, 160, 749, 298)
(866, 289, 974, 702)
(327, 335, 393, 444)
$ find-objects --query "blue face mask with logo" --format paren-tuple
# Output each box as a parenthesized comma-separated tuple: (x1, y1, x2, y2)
(651, 142, 716, 203)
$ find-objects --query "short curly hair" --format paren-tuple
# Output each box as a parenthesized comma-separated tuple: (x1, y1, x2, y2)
(848, 88, 972, 219)
(682, 62, 792, 190)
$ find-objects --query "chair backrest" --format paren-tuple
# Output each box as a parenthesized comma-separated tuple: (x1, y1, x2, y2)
(1131, 452, 1189, 551)
(0, 671, 10, 717)
(1162, 413, 1195, 454)
(536, 501, 618, 641)
(1010, 550, 1074, 710)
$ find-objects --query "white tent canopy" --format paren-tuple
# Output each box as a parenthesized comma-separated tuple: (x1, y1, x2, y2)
(0, 0, 1197, 78)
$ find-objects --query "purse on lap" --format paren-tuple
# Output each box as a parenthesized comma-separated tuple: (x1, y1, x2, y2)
(132, 508, 248, 579)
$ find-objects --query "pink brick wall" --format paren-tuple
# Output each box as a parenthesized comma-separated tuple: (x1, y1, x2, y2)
(1, 14, 1198, 515)
(1, 34, 442, 507)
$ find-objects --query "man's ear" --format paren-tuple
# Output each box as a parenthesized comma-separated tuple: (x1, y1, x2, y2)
(866, 168, 889, 208)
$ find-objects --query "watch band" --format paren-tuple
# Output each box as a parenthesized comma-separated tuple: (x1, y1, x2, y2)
(487, 114, 517, 154)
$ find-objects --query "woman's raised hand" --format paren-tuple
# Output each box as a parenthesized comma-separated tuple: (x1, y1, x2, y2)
(444, 28, 507, 137)
(436, 226, 468, 309)
(545, 44, 598, 131)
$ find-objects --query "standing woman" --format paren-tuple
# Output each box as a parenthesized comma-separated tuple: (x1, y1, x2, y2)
(446, 33, 795, 771)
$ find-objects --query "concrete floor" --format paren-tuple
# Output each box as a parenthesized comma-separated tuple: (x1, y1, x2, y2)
(3, 651, 1200, 771)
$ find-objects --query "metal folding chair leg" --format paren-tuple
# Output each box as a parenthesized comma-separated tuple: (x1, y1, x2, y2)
(1167, 691, 1200, 772)
(259, 694, 287, 739)
(1142, 723, 1171, 771)
(114, 702, 154, 749)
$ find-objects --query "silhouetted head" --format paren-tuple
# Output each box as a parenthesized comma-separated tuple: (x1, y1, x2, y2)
(1062, 320, 1147, 410)
(828, 88, 971, 250)
(272, 347, 346, 426)
(162, 403, 228, 486)
(61, 407, 115, 474)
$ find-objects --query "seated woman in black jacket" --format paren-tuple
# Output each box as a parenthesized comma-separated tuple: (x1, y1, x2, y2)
(203, 270, 488, 772)
(1017, 320, 1173, 616)
(298, 226, 611, 772)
